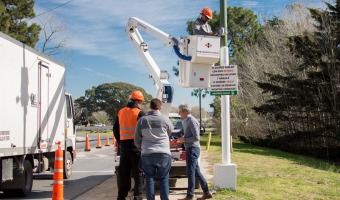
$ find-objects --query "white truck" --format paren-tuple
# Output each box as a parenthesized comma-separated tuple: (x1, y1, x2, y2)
(125, 17, 220, 186)
(0, 32, 77, 196)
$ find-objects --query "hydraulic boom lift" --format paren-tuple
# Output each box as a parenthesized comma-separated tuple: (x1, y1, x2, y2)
(125, 17, 220, 186)
(125, 17, 176, 115)
(125, 17, 220, 116)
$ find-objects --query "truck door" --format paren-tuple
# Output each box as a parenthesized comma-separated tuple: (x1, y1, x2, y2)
(38, 63, 50, 150)
(65, 93, 76, 153)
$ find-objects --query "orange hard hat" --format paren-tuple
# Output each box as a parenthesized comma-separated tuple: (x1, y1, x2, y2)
(130, 90, 145, 101)
(201, 7, 213, 19)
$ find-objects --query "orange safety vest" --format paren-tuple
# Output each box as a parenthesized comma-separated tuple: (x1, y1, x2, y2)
(117, 107, 140, 140)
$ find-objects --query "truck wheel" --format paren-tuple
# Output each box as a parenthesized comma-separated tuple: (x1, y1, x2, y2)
(63, 151, 72, 179)
(19, 160, 33, 196)
(3, 160, 33, 197)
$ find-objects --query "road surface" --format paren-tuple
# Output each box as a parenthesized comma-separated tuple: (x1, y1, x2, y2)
(0, 135, 115, 200)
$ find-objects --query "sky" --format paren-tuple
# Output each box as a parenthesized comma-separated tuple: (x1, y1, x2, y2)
(33, 0, 326, 112)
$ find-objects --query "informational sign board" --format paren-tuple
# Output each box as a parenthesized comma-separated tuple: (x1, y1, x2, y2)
(210, 65, 238, 95)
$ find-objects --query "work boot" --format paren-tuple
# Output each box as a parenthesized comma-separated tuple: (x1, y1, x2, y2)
(133, 196, 142, 200)
(177, 196, 193, 200)
(197, 191, 213, 200)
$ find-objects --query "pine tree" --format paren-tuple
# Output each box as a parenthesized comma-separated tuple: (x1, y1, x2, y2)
(0, 0, 41, 47)
(254, 0, 340, 160)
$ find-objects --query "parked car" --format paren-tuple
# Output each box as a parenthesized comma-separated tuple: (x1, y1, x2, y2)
(94, 123, 105, 127)
(169, 113, 182, 131)
(169, 112, 205, 135)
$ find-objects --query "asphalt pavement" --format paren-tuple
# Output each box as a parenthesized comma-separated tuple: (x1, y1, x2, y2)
(73, 138, 213, 200)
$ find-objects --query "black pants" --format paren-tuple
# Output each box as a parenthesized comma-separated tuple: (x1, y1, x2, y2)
(117, 150, 143, 200)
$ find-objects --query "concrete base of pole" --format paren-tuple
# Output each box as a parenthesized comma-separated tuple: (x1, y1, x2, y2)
(213, 163, 237, 191)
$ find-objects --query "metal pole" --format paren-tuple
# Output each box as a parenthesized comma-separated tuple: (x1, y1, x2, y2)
(214, 0, 236, 190)
(199, 89, 202, 134)
(220, 0, 230, 165)
(220, 0, 227, 46)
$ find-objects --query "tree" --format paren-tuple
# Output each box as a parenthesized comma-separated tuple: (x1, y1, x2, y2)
(191, 106, 207, 119)
(36, 11, 69, 57)
(209, 96, 221, 134)
(225, 7, 262, 61)
(75, 87, 97, 115)
(232, 4, 317, 139)
(92, 111, 110, 125)
(33, 8, 70, 61)
(191, 88, 209, 131)
(252, 1, 340, 160)
(75, 82, 153, 123)
(0, 0, 41, 47)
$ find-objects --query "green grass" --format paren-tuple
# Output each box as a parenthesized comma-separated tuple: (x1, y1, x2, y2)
(200, 133, 340, 200)
(77, 130, 113, 137)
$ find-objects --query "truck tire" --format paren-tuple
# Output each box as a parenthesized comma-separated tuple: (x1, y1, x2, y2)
(63, 151, 72, 179)
(2, 160, 33, 197)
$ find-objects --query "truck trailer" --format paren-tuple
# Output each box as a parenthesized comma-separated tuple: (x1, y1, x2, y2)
(0, 32, 77, 196)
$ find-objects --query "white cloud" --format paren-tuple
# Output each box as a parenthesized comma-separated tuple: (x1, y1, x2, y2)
(82, 67, 93, 72)
(96, 72, 116, 80)
(241, 1, 260, 7)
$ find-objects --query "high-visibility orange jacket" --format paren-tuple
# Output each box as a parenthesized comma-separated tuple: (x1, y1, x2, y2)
(113, 102, 145, 154)
(117, 107, 141, 140)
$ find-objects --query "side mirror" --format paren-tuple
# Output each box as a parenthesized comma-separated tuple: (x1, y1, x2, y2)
(81, 108, 88, 118)
(200, 126, 205, 135)
(75, 107, 88, 126)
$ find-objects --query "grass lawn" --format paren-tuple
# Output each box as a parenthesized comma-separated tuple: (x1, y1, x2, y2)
(77, 130, 113, 137)
(200, 133, 340, 200)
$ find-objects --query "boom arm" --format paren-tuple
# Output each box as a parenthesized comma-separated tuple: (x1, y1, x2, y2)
(125, 17, 176, 115)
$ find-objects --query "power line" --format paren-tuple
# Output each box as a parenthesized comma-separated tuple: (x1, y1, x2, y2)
(34, 0, 74, 19)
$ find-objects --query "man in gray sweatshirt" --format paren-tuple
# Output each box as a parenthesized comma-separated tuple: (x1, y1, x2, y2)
(134, 98, 174, 200)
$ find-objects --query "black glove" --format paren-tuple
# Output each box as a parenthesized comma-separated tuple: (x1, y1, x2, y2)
(170, 36, 179, 46)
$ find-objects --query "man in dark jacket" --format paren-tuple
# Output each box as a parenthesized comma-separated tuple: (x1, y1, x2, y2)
(113, 90, 146, 200)
(192, 7, 214, 35)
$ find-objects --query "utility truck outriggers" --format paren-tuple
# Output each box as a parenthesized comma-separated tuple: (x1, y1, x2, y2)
(0, 32, 77, 196)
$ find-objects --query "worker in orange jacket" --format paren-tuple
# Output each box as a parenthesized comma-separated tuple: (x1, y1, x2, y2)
(113, 90, 146, 200)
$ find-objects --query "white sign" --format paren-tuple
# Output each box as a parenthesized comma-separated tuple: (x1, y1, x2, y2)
(210, 65, 238, 95)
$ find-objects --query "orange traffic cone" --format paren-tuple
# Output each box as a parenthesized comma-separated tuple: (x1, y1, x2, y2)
(96, 133, 102, 148)
(105, 135, 110, 146)
(52, 141, 63, 200)
(84, 133, 91, 151)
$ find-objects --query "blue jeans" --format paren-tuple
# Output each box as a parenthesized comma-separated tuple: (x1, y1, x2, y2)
(141, 153, 172, 200)
(186, 147, 209, 198)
